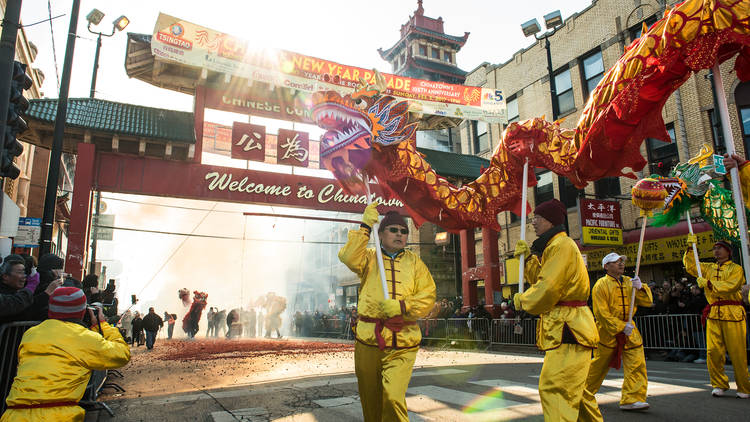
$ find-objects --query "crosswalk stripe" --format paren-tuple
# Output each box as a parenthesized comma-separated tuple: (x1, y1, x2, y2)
(293, 368, 467, 389)
(407, 385, 525, 410)
(469, 379, 540, 397)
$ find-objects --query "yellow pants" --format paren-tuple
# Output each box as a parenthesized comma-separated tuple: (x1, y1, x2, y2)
(354, 341, 418, 422)
(1, 406, 84, 422)
(706, 319, 750, 393)
(578, 344, 647, 421)
(539, 344, 599, 422)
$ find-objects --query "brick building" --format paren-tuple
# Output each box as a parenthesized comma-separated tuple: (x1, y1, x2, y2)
(460, 0, 746, 294)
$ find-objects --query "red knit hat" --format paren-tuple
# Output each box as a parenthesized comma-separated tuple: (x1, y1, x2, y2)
(48, 287, 87, 320)
(534, 199, 567, 226)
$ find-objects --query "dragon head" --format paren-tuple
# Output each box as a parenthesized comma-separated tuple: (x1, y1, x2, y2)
(312, 70, 417, 188)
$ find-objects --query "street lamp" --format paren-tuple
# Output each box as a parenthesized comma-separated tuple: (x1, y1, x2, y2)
(521, 10, 572, 227)
(86, 9, 129, 99)
(521, 10, 563, 120)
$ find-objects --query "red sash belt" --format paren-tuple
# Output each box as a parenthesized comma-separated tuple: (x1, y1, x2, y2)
(556, 301, 587, 307)
(701, 300, 743, 326)
(358, 315, 417, 350)
(6, 401, 79, 409)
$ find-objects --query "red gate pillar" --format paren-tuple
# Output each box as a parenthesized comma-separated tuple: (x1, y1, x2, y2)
(460, 229, 478, 310)
(65, 143, 95, 280)
(481, 227, 501, 317)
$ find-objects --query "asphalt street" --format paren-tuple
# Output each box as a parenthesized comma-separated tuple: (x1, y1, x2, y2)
(84, 350, 749, 422)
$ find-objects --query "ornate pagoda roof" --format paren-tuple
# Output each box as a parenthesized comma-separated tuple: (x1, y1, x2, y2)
(378, 0, 469, 61)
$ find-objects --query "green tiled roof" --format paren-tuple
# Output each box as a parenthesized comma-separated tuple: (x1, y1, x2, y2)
(412, 27, 468, 44)
(27, 98, 195, 144)
(417, 147, 488, 179)
(413, 58, 467, 77)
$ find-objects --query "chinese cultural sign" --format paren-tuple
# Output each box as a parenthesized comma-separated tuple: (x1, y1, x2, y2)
(151, 13, 506, 123)
(231, 122, 265, 161)
(580, 199, 623, 245)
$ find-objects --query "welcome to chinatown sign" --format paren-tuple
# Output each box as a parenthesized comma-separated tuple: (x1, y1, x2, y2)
(151, 12, 507, 123)
(579, 199, 623, 246)
(96, 153, 403, 214)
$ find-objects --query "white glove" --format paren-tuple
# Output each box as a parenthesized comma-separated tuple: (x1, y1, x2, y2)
(631, 276, 642, 290)
(623, 322, 634, 336)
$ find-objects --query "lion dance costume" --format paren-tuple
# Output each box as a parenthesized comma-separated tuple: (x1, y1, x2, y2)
(182, 291, 207, 338)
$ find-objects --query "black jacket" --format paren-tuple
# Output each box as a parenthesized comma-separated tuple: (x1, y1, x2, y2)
(142, 312, 163, 332)
(0, 282, 49, 323)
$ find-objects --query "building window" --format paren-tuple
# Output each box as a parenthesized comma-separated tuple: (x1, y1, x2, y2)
(506, 95, 519, 123)
(419, 44, 427, 56)
(581, 50, 604, 99)
(628, 15, 659, 43)
(708, 110, 725, 155)
(646, 123, 679, 177)
(472, 120, 489, 153)
(560, 177, 579, 208)
(534, 170, 554, 205)
(740, 107, 750, 159)
(431, 48, 440, 60)
(594, 177, 620, 198)
(444, 51, 452, 63)
(735, 81, 750, 158)
(554, 68, 575, 115)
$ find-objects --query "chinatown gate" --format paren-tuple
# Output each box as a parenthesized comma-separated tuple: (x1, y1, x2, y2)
(24, 17, 508, 315)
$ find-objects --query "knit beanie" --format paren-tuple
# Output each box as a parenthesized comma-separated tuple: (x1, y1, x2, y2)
(533, 199, 567, 226)
(38, 253, 64, 273)
(378, 211, 408, 233)
(48, 287, 87, 320)
(714, 240, 733, 256)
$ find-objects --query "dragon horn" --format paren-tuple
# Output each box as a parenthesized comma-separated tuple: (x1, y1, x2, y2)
(373, 69, 387, 93)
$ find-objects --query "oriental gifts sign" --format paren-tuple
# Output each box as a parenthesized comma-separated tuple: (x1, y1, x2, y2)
(276, 129, 309, 167)
(231, 122, 265, 161)
(579, 198, 623, 246)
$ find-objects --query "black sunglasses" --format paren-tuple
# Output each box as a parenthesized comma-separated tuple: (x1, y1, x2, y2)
(387, 227, 408, 235)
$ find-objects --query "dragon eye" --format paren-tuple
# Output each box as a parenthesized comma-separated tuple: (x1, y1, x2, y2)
(355, 98, 366, 109)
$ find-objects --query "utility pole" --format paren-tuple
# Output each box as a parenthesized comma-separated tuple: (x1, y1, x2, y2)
(40, 0, 81, 256)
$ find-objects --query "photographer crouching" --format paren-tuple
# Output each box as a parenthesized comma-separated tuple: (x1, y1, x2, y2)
(1, 287, 130, 421)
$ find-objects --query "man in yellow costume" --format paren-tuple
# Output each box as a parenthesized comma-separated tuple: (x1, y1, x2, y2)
(513, 199, 600, 421)
(2, 287, 131, 421)
(578, 253, 652, 420)
(339, 203, 436, 421)
(684, 239, 750, 398)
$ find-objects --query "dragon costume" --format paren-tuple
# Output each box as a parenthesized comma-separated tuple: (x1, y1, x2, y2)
(313, 0, 750, 231)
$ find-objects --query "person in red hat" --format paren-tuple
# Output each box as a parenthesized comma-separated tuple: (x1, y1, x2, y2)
(339, 203, 436, 422)
(683, 239, 750, 398)
(1, 287, 130, 421)
(512, 199, 600, 421)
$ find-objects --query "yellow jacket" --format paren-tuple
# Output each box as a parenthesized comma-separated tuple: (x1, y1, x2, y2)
(2, 320, 131, 421)
(339, 226, 436, 349)
(592, 274, 653, 349)
(519, 232, 599, 350)
(684, 251, 746, 321)
(738, 162, 750, 208)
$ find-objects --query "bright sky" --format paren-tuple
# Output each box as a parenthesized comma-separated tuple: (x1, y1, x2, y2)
(19, 1, 593, 326)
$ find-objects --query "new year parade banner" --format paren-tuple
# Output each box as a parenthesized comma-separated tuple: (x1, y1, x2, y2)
(152, 13, 506, 123)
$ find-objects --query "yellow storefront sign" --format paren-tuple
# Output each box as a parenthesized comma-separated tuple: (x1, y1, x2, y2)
(582, 227, 623, 245)
(583, 230, 715, 271)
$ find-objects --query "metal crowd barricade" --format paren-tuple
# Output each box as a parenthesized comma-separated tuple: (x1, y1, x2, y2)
(445, 318, 491, 344)
(418, 318, 447, 344)
(313, 317, 345, 338)
(0, 321, 41, 414)
(490, 318, 538, 347)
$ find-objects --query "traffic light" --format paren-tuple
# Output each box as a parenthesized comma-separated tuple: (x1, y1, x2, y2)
(2, 61, 32, 179)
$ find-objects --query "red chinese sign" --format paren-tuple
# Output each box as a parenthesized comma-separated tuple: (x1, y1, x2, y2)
(231, 122, 265, 161)
(276, 129, 309, 167)
(579, 199, 623, 245)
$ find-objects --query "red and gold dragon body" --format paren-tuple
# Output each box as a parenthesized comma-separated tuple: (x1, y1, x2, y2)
(313, 0, 750, 231)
